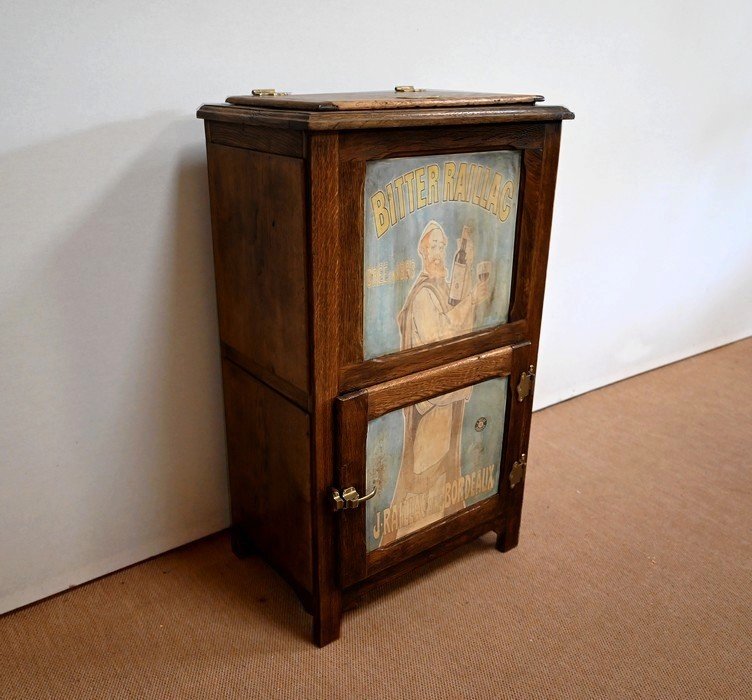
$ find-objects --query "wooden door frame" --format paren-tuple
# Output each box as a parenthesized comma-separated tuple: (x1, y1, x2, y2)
(335, 342, 532, 589)
(336, 123, 548, 393)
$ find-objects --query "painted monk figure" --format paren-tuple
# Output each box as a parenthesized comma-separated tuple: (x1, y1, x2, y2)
(380, 220, 490, 545)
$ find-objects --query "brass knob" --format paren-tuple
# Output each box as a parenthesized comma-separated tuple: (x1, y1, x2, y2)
(332, 485, 377, 511)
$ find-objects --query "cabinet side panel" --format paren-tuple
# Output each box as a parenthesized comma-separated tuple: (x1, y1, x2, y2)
(222, 359, 312, 593)
(207, 143, 309, 396)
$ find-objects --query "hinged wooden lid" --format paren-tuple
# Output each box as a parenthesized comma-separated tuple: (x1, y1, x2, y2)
(225, 88, 544, 112)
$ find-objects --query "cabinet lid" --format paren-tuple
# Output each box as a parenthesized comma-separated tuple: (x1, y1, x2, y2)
(225, 88, 544, 111)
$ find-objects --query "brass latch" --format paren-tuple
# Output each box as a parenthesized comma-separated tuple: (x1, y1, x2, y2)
(251, 88, 291, 96)
(516, 365, 536, 402)
(332, 485, 377, 511)
(509, 454, 527, 489)
(394, 85, 425, 92)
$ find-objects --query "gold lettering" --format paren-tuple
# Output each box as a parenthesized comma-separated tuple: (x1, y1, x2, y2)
(480, 167, 492, 208)
(486, 173, 502, 216)
(367, 258, 416, 287)
(371, 190, 390, 237)
(469, 164, 481, 205)
(427, 164, 440, 204)
(403, 170, 417, 212)
(416, 167, 427, 208)
(443, 161, 456, 201)
(385, 183, 398, 226)
(500, 180, 514, 221)
(454, 163, 468, 202)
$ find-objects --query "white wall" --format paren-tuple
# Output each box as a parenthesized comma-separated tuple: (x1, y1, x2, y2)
(1, 1, 751, 614)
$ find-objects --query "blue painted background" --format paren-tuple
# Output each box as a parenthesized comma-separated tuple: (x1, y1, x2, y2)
(365, 377, 508, 551)
(363, 151, 521, 360)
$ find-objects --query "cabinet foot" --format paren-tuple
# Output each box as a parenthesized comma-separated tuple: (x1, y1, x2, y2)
(312, 598, 342, 647)
(495, 528, 519, 553)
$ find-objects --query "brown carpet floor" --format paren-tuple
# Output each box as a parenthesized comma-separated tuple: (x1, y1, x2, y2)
(2, 340, 751, 699)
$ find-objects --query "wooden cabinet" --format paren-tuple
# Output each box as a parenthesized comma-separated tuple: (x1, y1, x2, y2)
(198, 88, 573, 646)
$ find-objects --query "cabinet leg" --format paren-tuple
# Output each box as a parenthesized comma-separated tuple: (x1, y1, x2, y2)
(312, 595, 342, 647)
(495, 511, 522, 552)
(230, 525, 254, 559)
(496, 484, 525, 552)
(495, 528, 519, 553)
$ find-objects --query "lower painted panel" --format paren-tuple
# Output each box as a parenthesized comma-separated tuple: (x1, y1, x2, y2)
(366, 377, 508, 551)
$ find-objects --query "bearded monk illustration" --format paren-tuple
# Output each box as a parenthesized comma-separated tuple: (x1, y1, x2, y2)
(379, 220, 491, 545)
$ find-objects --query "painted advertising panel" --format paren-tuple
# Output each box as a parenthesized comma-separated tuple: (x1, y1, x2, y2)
(365, 377, 508, 551)
(363, 151, 521, 360)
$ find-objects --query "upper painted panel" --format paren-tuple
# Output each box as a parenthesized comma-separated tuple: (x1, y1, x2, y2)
(363, 150, 521, 360)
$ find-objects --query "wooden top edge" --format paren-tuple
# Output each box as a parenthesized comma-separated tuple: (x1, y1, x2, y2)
(196, 103, 575, 130)
(225, 90, 544, 111)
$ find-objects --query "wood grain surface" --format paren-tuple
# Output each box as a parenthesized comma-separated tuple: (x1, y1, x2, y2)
(226, 89, 543, 111)
(207, 144, 309, 395)
(221, 360, 313, 595)
(197, 103, 574, 131)
(307, 133, 343, 646)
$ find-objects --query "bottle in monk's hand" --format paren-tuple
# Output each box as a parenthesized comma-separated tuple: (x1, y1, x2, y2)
(448, 225, 471, 306)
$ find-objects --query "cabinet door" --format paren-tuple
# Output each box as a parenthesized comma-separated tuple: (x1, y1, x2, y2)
(335, 342, 533, 588)
(337, 123, 551, 393)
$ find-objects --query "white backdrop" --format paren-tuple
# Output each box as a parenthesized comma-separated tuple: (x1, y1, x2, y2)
(1, 0, 751, 614)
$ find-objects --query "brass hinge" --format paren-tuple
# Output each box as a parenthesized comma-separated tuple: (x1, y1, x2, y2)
(509, 454, 527, 489)
(516, 365, 536, 402)
(251, 88, 291, 96)
(331, 484, 377, 511)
